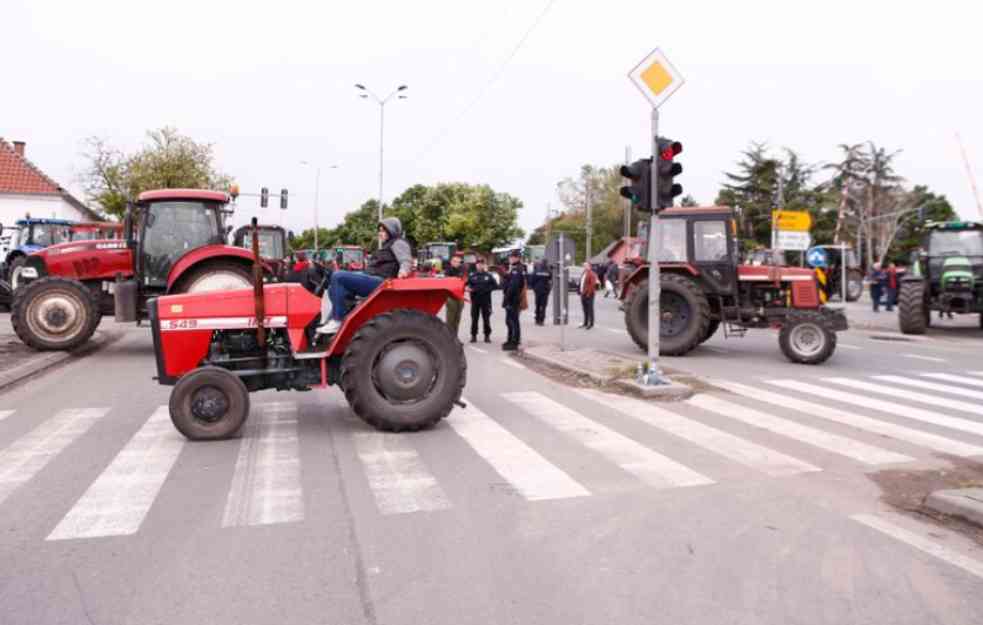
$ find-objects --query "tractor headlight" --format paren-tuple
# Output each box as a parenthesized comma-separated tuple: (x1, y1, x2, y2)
(19, 267, 38, 279)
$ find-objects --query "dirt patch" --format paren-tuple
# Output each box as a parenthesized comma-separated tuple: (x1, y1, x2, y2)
(868, 455, 983, 544)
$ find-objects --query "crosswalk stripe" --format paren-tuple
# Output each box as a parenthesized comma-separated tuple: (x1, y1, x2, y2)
(503, 392, 714, 488)
(577, 389, 821, 477)
(688, 395, 913, 465)
(0, 408, 108, 508)
(352, 431, 451, 515)
(768, 380, 983, 439)
(922, 373, 983, 389)
(837, 343, 861, 350)
(826, 377, 983, 417)
(852, 514, 983, 579)
(467, 346, 488, 355)
(874, 375, 983, 401)
(447, 399, 589, 501)
(714, 380, 983, 458)
(501, 358, 524, 369)
(902, 354, 947, 363)
(222, 403, 304, 527)
(0, 410, 14, 422)
(47, 407, 185, 540)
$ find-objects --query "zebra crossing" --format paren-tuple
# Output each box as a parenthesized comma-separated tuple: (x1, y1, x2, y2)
(1, 370, 983, 551)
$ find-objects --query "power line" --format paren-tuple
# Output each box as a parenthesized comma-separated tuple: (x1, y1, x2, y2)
(415, 0, 558, 160)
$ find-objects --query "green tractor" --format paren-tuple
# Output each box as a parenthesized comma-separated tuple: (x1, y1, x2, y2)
(898, 221, 983, 334)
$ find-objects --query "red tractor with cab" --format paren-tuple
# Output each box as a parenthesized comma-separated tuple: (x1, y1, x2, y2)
(153, 225, 466, 439)
(621, 206, 847, 364)
(12, 189, 265, 351)
(232, 224, 291, 279)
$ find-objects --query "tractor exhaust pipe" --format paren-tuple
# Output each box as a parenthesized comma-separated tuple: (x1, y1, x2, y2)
(251, 217, 266, 346)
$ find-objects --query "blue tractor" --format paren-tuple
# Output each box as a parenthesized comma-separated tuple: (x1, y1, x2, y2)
(1, 217, 74, 291)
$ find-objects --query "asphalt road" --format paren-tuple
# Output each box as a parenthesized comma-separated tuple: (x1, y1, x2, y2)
(1, 297, 982, 625)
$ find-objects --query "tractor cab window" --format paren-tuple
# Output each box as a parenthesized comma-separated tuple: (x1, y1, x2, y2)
(141, 201, 222, 287)
(29, 224, 70, 247)
(929, 230, 983, 257)
(694, 221, 729, 262)
(657, 219, 687, 262)
(339, 248, 363, 265)
(256, 231, 284, 259)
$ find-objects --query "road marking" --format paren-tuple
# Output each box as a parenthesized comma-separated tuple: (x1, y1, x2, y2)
(874, 375, 983, 402)
(0, 408, 108, 507)
(852, 514, 983, 580)
(715, 380, 983, 458)
(446, 399, 589, 501)
(826, 377, 983, 417)
(501, 358, 524, 369)
(923, 373, 983, 389)
(467, 346, 488, 355)
(768, 380, 983, 438)
(837, 343, 861, 350)
(902, 353, 946, 363)
(689, 395, 912, 465)
(48, 407, 184, 540)
(0, 410, 14, 422)
(577, 389, 820, 477)
(504, 392, 713, 488)
(353, 431, 451, 515)
(603, 327, 622, 334)
(222, 403, 304, 527)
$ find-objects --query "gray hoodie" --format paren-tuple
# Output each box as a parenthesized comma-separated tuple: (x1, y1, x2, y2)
(378, 217, 412, 275)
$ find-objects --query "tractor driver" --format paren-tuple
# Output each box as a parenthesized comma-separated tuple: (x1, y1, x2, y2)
(316, 217, 412, 335)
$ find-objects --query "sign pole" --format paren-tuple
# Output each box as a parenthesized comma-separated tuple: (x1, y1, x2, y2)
(559, 232, 566, 352)
(643, 107, 666, 385)
(841, 242, 847, 304)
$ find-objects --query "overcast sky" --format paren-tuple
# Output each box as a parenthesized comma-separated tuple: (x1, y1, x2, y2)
(4, 0, 982, 237)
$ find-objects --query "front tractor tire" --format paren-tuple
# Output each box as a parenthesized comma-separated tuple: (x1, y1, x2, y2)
(341, 309, 466, 432)
(174, 261, 253, 294)
(624, 274, 711, 356)
(898, 281, 929, 335)
(169, 366, 250, 440)
(779, 310, 837, 365)
(11, 277, 102, 351)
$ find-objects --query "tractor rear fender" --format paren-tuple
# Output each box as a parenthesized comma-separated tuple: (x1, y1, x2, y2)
(619, 263, 700, 301)
(166, 245, 265, 291)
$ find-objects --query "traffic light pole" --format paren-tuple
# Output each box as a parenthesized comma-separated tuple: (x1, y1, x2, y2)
(642, 107, 668, 385)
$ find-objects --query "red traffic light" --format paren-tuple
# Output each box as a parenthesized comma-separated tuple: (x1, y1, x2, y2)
(659, 141, 682, 161)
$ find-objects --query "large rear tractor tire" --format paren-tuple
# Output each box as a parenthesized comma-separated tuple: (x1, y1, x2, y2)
(779, 310, 837, 365)
(173, 261, 254, 294)
(846, 269, 864, 302)
(699, 319, 721, 344)
(11, 277, 101, 351)
(624, 274, 711, 356)
(169, 366, 250, 440)
(898, 281, 928, 335)
(341, 309, 465, 432)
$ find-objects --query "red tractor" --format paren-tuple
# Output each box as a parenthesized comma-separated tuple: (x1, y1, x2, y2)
(232, 224, 291, 279)
(12, 189, 263, 351)
(621, 206, 848, 364)
(153, 258, 467, 439)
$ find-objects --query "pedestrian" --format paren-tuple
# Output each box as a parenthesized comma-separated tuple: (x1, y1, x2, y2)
(444, 254, 465, 337)
(868, 262, 886, 312)
(885, 262, 899, 312)
(466, 258, 496, 343)
(531, 258, 552, 326)
(578, 262, 599, 329)
(501, 249, 526, 351)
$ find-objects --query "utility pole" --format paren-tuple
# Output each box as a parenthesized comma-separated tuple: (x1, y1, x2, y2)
(356, 83, 408, 221)
(956, 132, 983, 219)
(585, 178, 592, 262)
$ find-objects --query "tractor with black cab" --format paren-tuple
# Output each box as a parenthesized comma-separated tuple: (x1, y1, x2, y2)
(154, 220, 466, 439)
(898, 220, 983, 334)
(11, 189, 265, 351)
(621, 206, 848, 364)
(232, 224, 291, 279)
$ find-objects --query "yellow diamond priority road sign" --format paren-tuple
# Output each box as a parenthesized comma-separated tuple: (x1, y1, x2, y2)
(629, 48, 684, 109)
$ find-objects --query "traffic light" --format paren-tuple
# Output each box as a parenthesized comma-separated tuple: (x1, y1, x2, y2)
(280, 188, 288, 209)
(656, 137, 683, 211)
(620, 158, 653, 212)
(260, 187, 269, 208)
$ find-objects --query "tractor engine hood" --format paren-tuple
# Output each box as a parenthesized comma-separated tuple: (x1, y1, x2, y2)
(24, 238, 132, 282)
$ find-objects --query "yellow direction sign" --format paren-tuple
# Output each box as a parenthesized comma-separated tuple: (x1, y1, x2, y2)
(628, 48, 684, 109)
(773, 210, 812, 232)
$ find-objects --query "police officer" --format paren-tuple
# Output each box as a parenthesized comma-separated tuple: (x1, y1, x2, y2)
(531, 258, 552, 326)
(501, 250, 526, 351)
(466, 258, 497, 343)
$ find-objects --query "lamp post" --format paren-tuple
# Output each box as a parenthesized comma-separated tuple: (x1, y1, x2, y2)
(300, 162, 338, 252)
(355, 83, 408, 221)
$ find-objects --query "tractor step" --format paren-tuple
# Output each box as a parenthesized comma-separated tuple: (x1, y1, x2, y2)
(294, 350, 330, 360)
(723, 323, 747, 338)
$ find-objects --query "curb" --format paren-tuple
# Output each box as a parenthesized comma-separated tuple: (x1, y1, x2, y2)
(924, 488, 983, 528)
(0, 329, 123, 393)
(519, 348, 619, 385)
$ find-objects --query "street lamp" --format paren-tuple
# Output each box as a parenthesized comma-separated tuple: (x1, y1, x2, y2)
(300, 161, 339, 252)
(355, 83, 408, 221)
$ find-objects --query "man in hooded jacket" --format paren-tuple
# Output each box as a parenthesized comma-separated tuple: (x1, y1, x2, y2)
(316, 218, 412, 334)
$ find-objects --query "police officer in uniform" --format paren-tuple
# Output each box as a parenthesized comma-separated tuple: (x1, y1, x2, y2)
(501, 250, 526, 350)
(530, 258, 552, 326)
(465, 258, 497, 343)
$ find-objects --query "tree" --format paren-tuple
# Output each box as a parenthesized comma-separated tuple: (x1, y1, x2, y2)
(823, 143, 867, 244)
(81, 127, 231, 219)
(542, 164, 631, 263)
(680, 194, 699, 207)
(885, 185, 955, 264)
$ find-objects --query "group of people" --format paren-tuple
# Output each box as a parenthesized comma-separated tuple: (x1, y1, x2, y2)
(867, 262, 900, 313)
